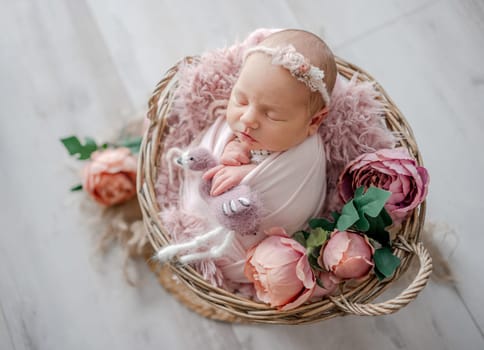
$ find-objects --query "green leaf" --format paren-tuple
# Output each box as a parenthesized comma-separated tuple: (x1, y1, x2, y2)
(353, 186, 392, 218)
(374, 247, 401, 278)
(307, 227, 329, 248)
(380, 208, 393, 227)
(366, 213, 386, 233)
(331, 212, 341, 223)
(366, 229, 390, 248)
(365, 214, 391, 247)
(70, 184, 83, 192)
(316, 277, 325, 289)
(60, 136, 82, 156)
(346, 186, 394, 234)
(374, 267, 386, 281)
(308, 254, 324, 272)
(354, 185, 365, 198)
(309, 218, 335, 231)
(311, 247, 320, 258)
(293, 231, 307, 248)
(60, 135, 99, 160)
(79, 137, 98, 160)
(336, 199, 360, 231)
(353, 211, 370, 232)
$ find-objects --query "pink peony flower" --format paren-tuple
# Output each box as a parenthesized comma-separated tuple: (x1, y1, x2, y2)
(244, 227, 315, 310)
(319, 231, 374, 280)
(81, 147, 138, 206)
(338, 147, 429, 224)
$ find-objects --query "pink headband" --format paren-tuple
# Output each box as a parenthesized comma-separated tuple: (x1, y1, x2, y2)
(244, 45, 331, 106)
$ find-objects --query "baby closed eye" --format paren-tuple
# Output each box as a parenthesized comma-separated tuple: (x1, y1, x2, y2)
(266, 112, 286, 122)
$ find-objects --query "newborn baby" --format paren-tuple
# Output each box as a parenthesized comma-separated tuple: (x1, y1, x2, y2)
(180, 29, 338, 287)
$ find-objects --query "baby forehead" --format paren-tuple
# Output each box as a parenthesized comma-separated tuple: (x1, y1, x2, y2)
(236, 54, 310, 98)
(240, 53, 279, 73)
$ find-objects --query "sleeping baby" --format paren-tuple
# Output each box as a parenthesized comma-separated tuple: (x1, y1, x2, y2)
(168, 29, 337, 289)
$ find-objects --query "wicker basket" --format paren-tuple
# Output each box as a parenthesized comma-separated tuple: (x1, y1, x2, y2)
(137, 56, 433, 324)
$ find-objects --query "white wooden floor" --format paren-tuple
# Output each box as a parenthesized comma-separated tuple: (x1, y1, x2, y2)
(1, 0, 484, 349)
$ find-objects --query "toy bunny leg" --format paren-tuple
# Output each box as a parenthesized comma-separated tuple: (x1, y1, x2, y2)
(155, 226, 226, 262)
(178, 230, 235, 264)
(211, 184, 262, 235)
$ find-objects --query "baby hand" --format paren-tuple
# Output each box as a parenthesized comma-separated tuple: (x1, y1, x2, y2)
(220, 140, 251, 166)
(203, 164, 255, 196)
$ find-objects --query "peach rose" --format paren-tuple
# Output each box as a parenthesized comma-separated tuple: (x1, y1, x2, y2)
(81, 147, 137, 206)
(244, 227, 315, 310)
(319, 231, 374, 280)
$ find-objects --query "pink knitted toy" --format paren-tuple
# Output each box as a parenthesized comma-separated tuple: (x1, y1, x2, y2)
(176, 147, 262, 236)
(155, 147, 262, 265)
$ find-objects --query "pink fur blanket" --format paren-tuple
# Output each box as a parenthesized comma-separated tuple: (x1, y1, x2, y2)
(154, 28, 396, 288)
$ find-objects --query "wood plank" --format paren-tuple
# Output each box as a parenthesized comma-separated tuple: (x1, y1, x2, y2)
(0, 303, 14, 350)
(1, 0, 484, 348)
(284, 0, 438, 47)
(83, 0, 300, 109)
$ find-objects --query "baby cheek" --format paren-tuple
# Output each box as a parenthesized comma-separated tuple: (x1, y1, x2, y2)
(226, 107, 239, 129)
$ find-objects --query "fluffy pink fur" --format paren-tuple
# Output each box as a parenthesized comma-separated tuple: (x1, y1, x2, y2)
(159, 206, 224, 286)
(320, 75, 397, 216)
(154, 28, 397, 286)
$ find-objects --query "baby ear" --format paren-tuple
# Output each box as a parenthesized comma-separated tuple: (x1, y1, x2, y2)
(308, 106, 329, 136)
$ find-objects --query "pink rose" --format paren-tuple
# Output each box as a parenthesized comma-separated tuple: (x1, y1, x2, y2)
(81, 147, 138, 206)
(319, 231, 374, 280)
(338, 147, 429, 224)
(244, 227, 315, 310)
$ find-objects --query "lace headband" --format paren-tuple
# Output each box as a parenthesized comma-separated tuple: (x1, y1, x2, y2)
(244, 45, 331, 106)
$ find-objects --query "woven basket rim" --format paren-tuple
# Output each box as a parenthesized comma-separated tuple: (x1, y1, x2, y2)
(137, 55, 430, 324)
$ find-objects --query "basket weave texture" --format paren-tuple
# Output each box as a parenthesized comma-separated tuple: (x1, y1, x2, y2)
(137, 56, 432, 324)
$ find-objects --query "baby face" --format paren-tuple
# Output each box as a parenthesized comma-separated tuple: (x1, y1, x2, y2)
(226, 53, 318, 152)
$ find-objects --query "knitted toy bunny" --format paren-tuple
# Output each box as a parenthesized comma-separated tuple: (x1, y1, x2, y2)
(175, 147, 262, 235)
(155, 147, 262, 264)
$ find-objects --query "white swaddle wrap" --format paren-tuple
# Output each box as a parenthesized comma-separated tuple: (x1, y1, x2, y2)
(181, 116, 327, 283)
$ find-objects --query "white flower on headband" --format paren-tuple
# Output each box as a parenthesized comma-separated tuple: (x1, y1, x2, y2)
(244, 45, 331, 106)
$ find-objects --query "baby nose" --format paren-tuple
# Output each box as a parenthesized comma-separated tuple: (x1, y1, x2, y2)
(240, 108, 259, 129)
